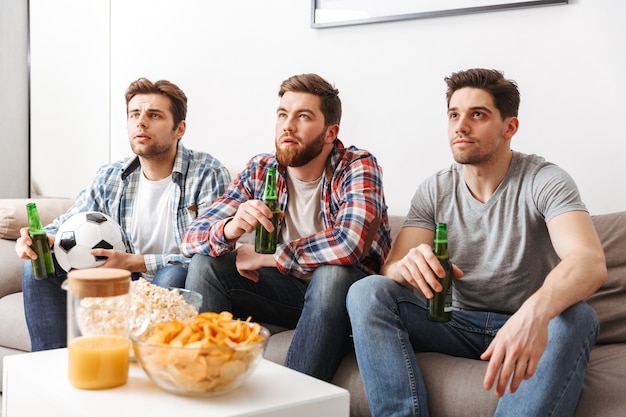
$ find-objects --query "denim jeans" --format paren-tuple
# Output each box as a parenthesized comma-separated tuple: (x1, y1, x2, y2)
(184, 253, 367, 381)
(347, 275, 599, 417)
(23, 258, 188, 351)
(150, 265, 187, 288)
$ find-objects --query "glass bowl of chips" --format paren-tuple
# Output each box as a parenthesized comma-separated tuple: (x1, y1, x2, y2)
(131, 311, 270, 396)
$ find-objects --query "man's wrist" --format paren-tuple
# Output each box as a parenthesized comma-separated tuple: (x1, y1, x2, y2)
(222, 217, 238, 242)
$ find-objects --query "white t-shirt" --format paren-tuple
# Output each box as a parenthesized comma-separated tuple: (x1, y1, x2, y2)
(131, 173, 179, 270)
(280, 172, 324, 280)
(280, 172, 324, 244)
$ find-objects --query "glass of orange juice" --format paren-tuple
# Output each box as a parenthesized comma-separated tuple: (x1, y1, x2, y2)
(65, 268, 132, 389)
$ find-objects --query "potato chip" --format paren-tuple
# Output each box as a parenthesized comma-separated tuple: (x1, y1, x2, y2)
(132, 311, 267, 395)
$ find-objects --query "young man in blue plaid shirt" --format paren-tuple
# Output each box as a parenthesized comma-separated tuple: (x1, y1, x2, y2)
(17, 78, 231, 351)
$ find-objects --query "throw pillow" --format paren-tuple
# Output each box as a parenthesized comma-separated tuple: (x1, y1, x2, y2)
(0, 198, 74, 240)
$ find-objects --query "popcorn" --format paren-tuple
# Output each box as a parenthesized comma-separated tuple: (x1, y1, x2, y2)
(76, 278, 199, 338)
(129, 278, 198, 329)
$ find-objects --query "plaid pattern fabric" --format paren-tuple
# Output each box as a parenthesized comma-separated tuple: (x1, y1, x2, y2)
(182, 139, 391, 276)
(45, 143, 231, 275)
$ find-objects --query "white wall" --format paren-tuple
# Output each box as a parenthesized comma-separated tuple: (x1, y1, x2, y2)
(31, 0, 626, 216)
(1, 0, 29, 197)
(30, 0, 111, 199)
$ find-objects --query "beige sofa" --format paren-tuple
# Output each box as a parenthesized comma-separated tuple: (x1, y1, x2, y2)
(1, 198, 625, 416)
(0, 198, 74, 391)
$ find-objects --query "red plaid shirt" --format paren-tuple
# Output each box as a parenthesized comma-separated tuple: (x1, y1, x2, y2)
(182, 139, 391, 276)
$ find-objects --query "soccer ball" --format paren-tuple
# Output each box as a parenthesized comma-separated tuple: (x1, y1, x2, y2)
(53, 211, 126, 273)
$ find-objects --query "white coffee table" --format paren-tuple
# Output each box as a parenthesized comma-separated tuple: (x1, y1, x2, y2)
(2, 348, 349, 417)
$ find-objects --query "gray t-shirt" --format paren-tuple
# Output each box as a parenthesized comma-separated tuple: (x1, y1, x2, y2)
(405, 151, 587, 314)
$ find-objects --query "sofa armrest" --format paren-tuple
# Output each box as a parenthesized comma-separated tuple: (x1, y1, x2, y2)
(0, 238, 25, 298)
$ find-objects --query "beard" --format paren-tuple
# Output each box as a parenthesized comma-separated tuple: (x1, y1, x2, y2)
(130, 135, 178, 162)
(452, 149, 493, 165)
(275, 129, 326, 167)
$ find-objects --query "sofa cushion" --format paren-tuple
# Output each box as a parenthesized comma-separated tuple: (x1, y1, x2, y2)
(574, 343, 626, 416)
(0, 198, 73, 240)
(587, 212, 626, 344)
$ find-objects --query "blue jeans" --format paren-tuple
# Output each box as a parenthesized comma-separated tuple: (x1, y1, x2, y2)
(347, 275, 599, 417)
(23, 259, 188, 351)
(184, 253, 367, 382)
(150, 265, 188, 288)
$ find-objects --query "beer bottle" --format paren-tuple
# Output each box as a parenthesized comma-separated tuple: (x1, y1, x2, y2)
(255, 167, 280, 254)
(26, 202, 55, 279)
(427, 223, 452, 322)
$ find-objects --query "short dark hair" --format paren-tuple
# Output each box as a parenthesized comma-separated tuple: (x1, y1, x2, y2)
(278, 73, 342, 126)
(125, 78, 188, 129)
(445, 69, 520, 119)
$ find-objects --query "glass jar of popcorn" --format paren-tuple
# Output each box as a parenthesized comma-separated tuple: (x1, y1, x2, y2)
(64, 267, 132, 390)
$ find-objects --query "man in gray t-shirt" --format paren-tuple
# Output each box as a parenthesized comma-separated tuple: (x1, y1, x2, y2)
(406, 151, 586, 314)
(347, 68, 607, 417)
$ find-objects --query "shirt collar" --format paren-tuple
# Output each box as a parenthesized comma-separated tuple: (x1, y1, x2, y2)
(121, 142, 187, 180)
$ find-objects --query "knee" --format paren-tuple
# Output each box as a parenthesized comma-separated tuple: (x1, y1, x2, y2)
(566, 301, 598, 330)
(552, 302, 599, 345)
(347, 275, 388, 316)
(152, 265, 187, 288)
(309, 265, 362, 297)
(188, 253, 213, 270)
(188, 254, 223, 278)
(186, 253, 237, 288)
(185, 254, 212, 288)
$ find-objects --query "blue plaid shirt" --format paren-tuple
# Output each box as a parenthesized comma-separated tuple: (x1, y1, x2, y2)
(45, 143, 231, 275)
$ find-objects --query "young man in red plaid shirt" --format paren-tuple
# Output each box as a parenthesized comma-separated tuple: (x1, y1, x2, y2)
(182, 73, 391, 382)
